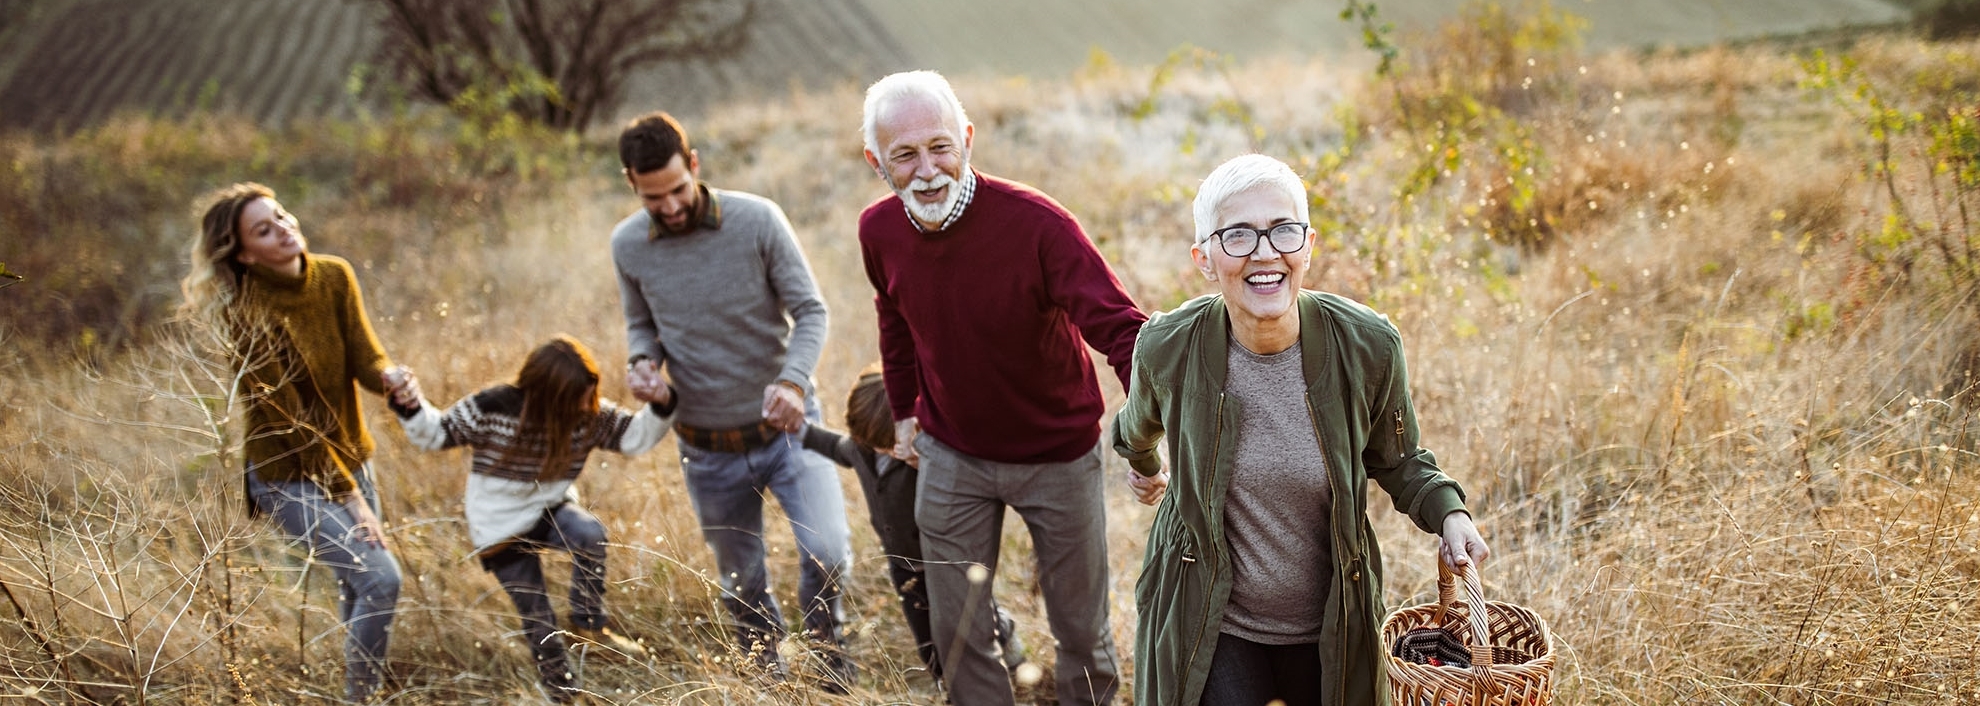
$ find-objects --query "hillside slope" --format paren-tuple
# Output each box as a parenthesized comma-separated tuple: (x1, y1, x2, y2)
(0, 0, 1910, 133)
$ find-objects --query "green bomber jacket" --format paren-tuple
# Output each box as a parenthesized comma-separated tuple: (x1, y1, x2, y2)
(1111, 290, 1468, 706)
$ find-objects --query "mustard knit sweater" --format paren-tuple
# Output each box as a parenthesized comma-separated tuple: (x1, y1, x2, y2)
(235, 253, 391, 501)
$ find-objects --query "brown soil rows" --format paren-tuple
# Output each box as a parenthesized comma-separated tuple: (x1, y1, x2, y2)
(295, 1, 373, 122)
(80, 4, 185, 123)
(824, 0, 915, 71)
(308, 2, 375, 121)
(623, 0, 915, 121)
(8, 3, 126, 131)
(237, 0, 317, 124)
(748, 3, 817, 88)
(46, 3, 152, 129)
(775, 0, 867, 80)
(166, 0, 259, 114)
(0, 0, 365, 132)
(213, 0, 293, 118)
(0, 0, 1915, 133)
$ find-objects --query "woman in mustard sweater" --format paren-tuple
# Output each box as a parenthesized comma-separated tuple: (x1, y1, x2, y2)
(182, 182, 411, 703)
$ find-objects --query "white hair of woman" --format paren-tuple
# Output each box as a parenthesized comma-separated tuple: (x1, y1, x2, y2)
(1191, 154, 1310, 244)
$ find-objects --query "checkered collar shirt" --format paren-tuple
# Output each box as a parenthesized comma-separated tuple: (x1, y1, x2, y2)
(904, 168, 977, 233)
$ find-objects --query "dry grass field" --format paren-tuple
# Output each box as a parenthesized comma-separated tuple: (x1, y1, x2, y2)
(0, 0, 1913, 131)
(3, 3, 1980, 705)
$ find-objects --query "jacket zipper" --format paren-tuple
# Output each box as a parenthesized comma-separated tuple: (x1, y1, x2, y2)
(1308, 391, 1352, 706)
(1178, 392, 1226, 704)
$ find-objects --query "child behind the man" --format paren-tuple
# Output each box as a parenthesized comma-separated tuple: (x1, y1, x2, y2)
(798, 367, 1025, 686)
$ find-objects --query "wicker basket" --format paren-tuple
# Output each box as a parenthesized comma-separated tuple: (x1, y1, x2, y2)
(1382, 560, 1554, 706)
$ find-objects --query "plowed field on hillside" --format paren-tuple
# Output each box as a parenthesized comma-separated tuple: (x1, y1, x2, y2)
(0, 0, 1908, 133)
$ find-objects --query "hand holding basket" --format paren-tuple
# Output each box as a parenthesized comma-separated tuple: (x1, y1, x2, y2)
(1382, 559, 1554, 706)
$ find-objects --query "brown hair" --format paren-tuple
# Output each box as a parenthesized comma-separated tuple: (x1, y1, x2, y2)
(844, 366, 894, 451)
(513, 335, 602, 480)
(181, 182, 276, 326)
(618, 111, 692, 174)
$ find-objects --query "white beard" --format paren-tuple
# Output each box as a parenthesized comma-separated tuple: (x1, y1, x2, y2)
(896, 172, 961, 226)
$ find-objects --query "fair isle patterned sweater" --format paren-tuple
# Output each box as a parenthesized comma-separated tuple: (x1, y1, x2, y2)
(399, 385, 672, 553)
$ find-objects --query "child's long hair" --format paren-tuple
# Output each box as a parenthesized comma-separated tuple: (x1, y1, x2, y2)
(845, 364, 895, 451)
(513, 335, 602, 480)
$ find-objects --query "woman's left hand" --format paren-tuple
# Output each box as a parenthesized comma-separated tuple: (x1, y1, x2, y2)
(343, 495, 388, 550)
(1439, 511, 1490, 569)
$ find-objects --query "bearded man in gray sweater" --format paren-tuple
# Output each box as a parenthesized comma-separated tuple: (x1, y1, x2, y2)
(610, 111, 854, 692)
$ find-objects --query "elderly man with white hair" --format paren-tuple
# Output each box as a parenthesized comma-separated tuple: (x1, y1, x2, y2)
(1113, 153, 1491, 706)
(856, 70, 1147, 705)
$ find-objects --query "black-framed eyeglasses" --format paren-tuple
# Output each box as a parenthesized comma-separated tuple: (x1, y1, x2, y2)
(1209, 222, 1309, 258)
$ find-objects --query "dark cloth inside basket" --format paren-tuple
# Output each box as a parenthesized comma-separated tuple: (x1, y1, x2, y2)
(1392, 627, 1472, 667)
(1392, 626, 1538, 668)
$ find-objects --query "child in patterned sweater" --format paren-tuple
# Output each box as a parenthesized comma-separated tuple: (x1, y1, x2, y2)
(798, 367, 1025, 688)
(389, 335, 673, 703)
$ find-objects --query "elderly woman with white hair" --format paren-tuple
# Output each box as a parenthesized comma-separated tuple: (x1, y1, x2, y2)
(1112, 154, 1490, 706)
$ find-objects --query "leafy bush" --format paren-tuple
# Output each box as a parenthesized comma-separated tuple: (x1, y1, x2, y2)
(1800, 45, 1980, 307)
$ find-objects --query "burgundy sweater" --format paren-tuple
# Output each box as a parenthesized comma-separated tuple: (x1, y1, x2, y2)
(859, 172, 1147, 464)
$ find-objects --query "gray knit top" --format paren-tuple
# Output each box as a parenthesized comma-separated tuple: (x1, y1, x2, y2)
(611, 188, 828, 429)
(1221, 338, 1334, 645)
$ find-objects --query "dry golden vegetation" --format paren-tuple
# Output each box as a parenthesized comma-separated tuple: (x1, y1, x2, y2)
(2, 8, 1978, 705)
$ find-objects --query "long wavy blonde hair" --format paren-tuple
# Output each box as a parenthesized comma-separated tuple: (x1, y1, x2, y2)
(180, 182, 276, 328)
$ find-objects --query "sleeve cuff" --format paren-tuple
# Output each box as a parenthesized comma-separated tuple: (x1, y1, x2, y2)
(620, 403, 675, 456)
(400, 402, 448, 451)
(1413, 484, 1468, 534)
(388, 396, 421, 419)
(648, 385, 678, 417)
(775, 377, 811, 399)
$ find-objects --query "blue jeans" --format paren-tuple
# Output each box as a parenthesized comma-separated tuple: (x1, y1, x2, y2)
(677, 404, 852, 662)
(480, 503, 610, 691)
(247, 465, 403, 702)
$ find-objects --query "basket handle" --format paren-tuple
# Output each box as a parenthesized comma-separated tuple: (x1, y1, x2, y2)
(1433, 559, 1499, 676)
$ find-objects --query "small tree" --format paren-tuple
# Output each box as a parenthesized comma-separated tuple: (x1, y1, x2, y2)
(371, 0, 754, 131)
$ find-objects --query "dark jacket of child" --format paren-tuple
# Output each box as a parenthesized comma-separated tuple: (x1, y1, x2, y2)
(799, 424, 937, 671)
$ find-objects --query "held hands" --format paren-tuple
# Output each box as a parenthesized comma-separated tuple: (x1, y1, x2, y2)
(382, 366, 420, 408)
(891, 417, 921, 465)
(761, 382, 805, 433)
(1439, 511, 1491, 569)
(1126, 467, 1170, 506)
(628, 360, 673, 406)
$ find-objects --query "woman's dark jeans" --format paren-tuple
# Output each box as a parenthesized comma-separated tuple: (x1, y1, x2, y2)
(1198, 632, 1322, 706)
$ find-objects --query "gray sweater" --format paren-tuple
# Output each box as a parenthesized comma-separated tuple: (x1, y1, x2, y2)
(611, 188, 828, 429)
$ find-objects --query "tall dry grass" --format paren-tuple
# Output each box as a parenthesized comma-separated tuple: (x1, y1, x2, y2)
(1, 13, 1977, 706)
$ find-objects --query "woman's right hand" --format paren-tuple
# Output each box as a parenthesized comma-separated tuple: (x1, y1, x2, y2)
(1127, 467, 1169, 506)
(342, 495, 388, 550)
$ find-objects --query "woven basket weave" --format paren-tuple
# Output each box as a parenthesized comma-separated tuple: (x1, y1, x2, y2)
(1382, 561, 1554, 706)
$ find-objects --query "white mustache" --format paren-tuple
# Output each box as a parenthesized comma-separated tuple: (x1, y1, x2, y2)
(907, 174, 954, 193)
